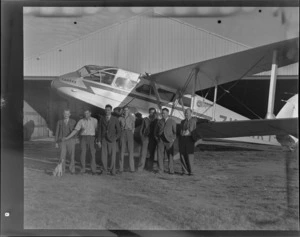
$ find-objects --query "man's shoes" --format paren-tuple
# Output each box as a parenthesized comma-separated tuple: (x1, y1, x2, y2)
(137, 169, 146, 173)
(91, 172, 97, 176)
(188, 173, 194, 176)
(99, 170, 107, 175)
(79, 169, 86, 174)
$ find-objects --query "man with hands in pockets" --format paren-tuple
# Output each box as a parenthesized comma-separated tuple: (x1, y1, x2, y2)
(154, 108, 177, 175)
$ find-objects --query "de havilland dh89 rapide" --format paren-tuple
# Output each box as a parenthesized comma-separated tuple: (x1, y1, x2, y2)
(51, 37, 299, 151)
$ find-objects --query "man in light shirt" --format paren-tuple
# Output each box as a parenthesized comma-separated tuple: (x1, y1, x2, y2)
(119, 106, 136, 173)
(63, 108, 98, 175)
(179, 108, 197, 176)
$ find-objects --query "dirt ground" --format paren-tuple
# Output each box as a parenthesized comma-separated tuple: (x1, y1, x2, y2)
(24, 140, 299, 230)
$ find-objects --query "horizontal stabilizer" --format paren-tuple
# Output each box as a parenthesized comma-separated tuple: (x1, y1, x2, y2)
(193, 117, 298, 139)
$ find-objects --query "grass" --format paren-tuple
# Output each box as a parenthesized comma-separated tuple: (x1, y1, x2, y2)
(24, 141, 299, 230)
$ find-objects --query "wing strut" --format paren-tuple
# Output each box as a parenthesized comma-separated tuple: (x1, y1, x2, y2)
(212, 85, 218, 121)
(150, 81, 163, 113)
(170, 68, 199, 117)
(170, 89, 183, 117)
(191, 69, 199, 115)
(266, 50, 278, 119)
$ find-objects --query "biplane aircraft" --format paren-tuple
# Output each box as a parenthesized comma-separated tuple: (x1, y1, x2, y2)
(51, 37, 299, 151)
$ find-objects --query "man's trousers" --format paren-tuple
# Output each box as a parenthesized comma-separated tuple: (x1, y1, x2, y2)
(179, 136, 195, 175)
(60, 139, 76, 173)
(80, 135, 96, 173)
(138, 137, 157, 171)
(157, 137, 174, 174)
(119, 130, 135, 172)
(101, 138, 117, 175)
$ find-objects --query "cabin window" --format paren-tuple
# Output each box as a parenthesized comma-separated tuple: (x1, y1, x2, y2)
(158, 88, 175, 101)
(136, 84, 155, 96)
(115, 77, 138, 90)
(99, 72, 114, 85)
(178, 97, 191, 107)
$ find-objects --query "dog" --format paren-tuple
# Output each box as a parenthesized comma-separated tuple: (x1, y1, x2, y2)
(53, 162, 63, 177)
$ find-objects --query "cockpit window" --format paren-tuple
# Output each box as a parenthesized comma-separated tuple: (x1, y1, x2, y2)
(104, 69, 117, 75)
(78, 67, 89, 77)
(115, 77, 138, 90)
(78, 66, 102, 78)
(83, 74, 99, 82)
(78, 66, 117, 85)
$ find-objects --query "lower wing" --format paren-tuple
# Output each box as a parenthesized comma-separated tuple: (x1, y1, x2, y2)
(193, 117, 298, 139)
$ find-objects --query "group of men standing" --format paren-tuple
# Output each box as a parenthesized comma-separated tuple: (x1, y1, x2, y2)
(55, 104, 197, 176)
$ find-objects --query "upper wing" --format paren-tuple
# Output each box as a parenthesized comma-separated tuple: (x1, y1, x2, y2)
(193, 117, 298, 139)
(148, 37, 299, 94)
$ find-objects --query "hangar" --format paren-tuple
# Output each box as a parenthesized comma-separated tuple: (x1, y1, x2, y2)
(24, 7, 298, 140)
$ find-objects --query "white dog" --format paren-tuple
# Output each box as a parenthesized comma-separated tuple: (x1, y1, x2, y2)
(53, 162, 63, 177)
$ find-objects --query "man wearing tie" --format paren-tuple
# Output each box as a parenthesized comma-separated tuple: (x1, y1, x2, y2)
(55, 109, 77, 174)
(118, 106, 136, 173)
(138, 107, 158, 172)
(155, 108, 177, 174)
(63, 108, 98, 175)
(97, 104, 121, 175)
(180, 108, 197, 176)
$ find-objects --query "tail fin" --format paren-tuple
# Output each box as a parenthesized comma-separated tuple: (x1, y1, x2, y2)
(276, 94, 298, 151)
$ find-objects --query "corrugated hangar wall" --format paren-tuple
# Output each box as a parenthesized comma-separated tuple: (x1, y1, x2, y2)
(24, 10, 249, 77)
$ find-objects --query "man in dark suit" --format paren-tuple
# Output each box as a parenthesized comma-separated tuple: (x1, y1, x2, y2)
(97, 104, 121, 175)
(55, 109, 77, 174)
(180, 108, 197, 176)
(138, 107, 158, 172)
(154, 108, 177, 174)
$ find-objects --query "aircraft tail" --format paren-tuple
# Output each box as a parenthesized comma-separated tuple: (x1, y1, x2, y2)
(275, 94, 298, 151)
